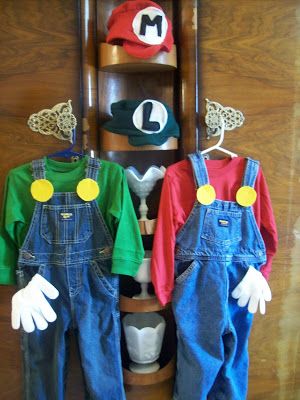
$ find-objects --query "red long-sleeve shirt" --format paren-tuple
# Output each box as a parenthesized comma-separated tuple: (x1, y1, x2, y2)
(151, 157, 278, 306)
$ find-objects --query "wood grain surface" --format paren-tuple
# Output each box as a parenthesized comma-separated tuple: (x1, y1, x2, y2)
(80, 0, 98, 152)
(178, 0, 199, 156)
(98, 43, 177, 72)
(199, 1, 300, 399)
(1, 1, 300, 399)
(0, 1, 84, 399)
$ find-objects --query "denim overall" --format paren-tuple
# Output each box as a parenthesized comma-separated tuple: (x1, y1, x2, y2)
(16, 157, 126, 400)
(172, 153, 266, 400)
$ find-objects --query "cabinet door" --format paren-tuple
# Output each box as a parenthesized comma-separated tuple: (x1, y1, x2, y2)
(0, 1, 83, 399)
(199, 1, 300, 399)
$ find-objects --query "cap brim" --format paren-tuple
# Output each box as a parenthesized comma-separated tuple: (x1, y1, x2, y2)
(123, 41, 162, 59)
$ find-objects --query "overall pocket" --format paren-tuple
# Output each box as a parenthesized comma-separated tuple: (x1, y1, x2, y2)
(175, 259, 199, 285)
(201, 208, 242, 245)
(90, 260, 118, 299)
(41, 204, 93, 244)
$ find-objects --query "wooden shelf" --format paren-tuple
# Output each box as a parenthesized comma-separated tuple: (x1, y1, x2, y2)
(100, 129, 178, 151)
(120, 295, 166, 313)
(123, 356, 176, 386)
(139, 219, 157, 235)
(99, 43, 177, 73)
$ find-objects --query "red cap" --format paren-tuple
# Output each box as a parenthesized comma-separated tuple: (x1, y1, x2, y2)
(106, 0, 174, 59)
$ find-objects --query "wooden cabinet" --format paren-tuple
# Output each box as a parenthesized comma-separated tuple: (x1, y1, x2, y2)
(82, 2, 190, 397)
(1, 1, 300, 399)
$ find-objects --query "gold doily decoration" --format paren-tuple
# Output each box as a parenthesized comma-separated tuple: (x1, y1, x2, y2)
(205, 99, 245, 139)
(27, 100, 77, 143)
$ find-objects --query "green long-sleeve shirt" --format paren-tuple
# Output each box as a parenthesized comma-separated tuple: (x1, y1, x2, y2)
(0, 156, 144, 284)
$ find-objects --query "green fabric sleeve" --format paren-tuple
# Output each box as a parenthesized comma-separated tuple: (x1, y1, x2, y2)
(0, 235, 18, 284)
(0, 173, 25, 285)
(110, 169, 144, 276)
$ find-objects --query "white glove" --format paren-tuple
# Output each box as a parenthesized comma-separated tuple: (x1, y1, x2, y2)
(11, 274, 59, 333)
(231, 266, 272, 314)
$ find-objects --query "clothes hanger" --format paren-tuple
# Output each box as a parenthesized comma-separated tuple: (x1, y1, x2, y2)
(47, 128, 83, 160)
(201, 118, 238, 158)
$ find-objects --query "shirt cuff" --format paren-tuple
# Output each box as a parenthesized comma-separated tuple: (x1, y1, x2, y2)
(112, 259, 142, 277)
(156, 290, 172, 307)
(260, 255, 274, 280)
(0, 268, 16, 285)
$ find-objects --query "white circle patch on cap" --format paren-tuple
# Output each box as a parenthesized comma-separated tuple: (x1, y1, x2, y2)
(132, 100, 168, 134)
(132, 7, 168, 45)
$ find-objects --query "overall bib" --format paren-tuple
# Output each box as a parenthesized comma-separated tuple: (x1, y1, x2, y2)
(172, 153, 266, 400)
(16, 157, 125, 400)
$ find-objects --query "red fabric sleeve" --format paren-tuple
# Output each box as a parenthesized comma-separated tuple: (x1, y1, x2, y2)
(151, 172, 176, 306)
(253, 168, 278, 279)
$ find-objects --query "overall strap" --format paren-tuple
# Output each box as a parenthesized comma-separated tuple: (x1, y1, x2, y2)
(85, 156, 100, 180)
(31, 159, 46, 180)
(188, 152, 209, 188)
(242, 158, 260, 188)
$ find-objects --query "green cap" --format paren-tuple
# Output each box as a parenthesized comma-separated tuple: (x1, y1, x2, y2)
(103, 99, 180, 146)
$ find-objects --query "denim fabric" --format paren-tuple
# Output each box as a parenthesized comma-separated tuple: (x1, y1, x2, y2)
(16, 157, 126, 400)
(172, 152, 266, 400)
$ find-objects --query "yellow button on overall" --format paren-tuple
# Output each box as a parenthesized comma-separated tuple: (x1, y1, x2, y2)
(30, 179, 54, 202)
(196, 184, 216, 205)
(77, 178, 100, 201)
(236, 186, 257, 207)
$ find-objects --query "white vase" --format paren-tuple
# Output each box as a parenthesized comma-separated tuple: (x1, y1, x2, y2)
(125, 166, 165, 221)
(133, 250, 154, 299)
(122, 312, 166, 373)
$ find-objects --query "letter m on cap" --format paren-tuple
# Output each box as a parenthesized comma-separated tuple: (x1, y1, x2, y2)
(139, 14, 162, 36)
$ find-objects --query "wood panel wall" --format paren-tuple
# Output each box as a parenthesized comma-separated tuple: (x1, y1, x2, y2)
(199, 1, 300, 399)
(0, 1, 83, 398)
(0, 1, 299, 399)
